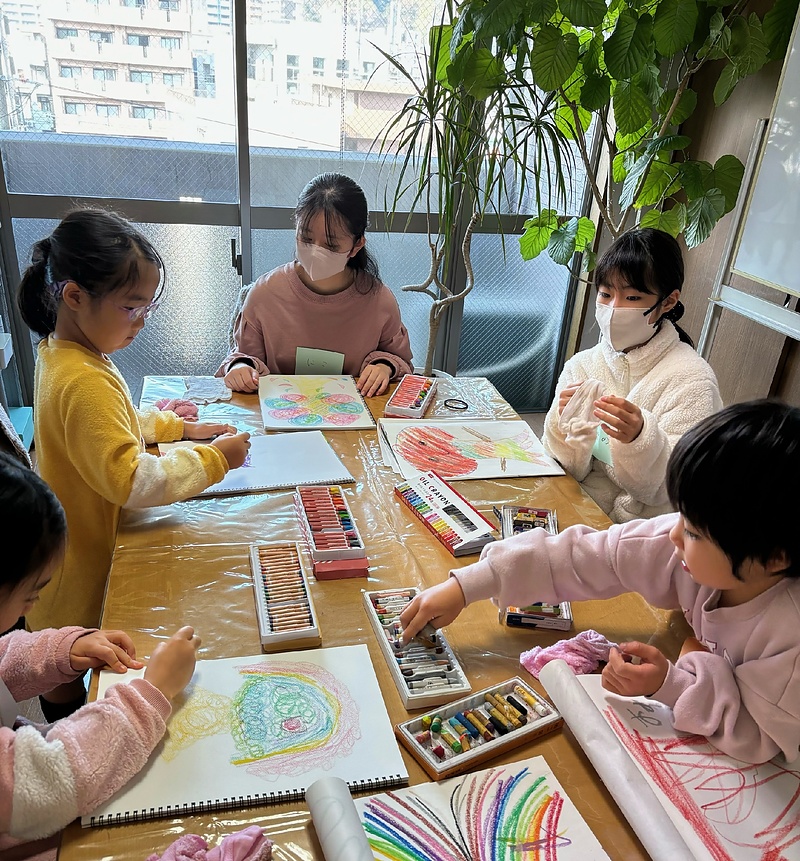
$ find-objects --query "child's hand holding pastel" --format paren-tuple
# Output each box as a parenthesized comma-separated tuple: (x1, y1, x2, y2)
(144, 626, 201, 702)
(70, 630, 144, 674)
(593, 395, 644, 443)
(211, 431, 251, 469)
(399, 578, 466, 644)
(183, 421, 236, 441)
(357, 362, 392, 397)
(602, 641, 669, 698)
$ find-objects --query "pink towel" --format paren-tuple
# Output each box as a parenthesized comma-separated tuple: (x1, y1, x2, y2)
(154, 398, 200, 420)
(146, 826, 273, 861)
(520, 629, 618, 678)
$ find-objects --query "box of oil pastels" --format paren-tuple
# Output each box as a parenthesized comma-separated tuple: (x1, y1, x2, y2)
(395, 676, 562, 780)
(363, 587, 471, 709)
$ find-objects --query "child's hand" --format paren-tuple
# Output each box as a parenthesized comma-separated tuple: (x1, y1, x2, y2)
(211, 431, 251, 468)
(558, 382, 583, 415)
(357, 363, 392, 397)
(143, 626, 201, 702)
(602, 642, 669, 698)
(225, 363, 260, 393)
(593, 395, 644, 443)
(399, 578, 466, 643)
(183, 421, 236, 441)
(70, 630, 144, 674)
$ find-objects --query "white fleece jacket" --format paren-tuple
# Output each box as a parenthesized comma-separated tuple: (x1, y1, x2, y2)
(543, 323, 722, 523)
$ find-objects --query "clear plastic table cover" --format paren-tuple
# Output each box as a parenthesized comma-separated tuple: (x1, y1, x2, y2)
(58, 378, 692, 861)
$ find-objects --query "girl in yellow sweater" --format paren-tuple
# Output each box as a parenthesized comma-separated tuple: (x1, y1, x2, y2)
(17, 209, 250, 718)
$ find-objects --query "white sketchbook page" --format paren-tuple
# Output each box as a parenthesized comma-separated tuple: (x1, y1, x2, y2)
(258, 375, 376, 431)
(378, 419, 564, 481)
(158, 431, 354, 495)
(84, 644, 408, 825)
(576, 673, 800, 861)
(352, 754, 610, 860)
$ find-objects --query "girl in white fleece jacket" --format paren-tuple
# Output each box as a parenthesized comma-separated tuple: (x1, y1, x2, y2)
(544, 228, 722, 523)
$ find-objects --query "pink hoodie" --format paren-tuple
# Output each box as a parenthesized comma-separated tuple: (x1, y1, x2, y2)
(0, 628, 171, 857)
(454, 512, 800, 764)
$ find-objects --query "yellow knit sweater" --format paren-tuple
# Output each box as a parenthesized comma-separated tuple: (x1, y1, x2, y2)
(29, 338, 228, 629)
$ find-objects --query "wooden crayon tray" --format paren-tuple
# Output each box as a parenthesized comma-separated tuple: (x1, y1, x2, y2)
(295, 485, 367, 561)
(395, 677, 562, 780)
(249, 542, 321, 652)
(363, 587, 471, 710)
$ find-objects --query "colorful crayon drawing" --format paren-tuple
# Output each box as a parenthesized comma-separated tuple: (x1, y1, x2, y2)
(381, 420, 564, 481)
(357, 756, 610, 860)
(259, 375, 375, 430)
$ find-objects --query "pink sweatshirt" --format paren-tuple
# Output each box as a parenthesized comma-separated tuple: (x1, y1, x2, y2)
(0, 628, 171, 856)
(216, 263, 414, 379)
(455, 513, 800, 764)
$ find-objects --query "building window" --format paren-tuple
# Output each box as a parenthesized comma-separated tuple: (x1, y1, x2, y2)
(37, 95, 53, 112)
(93, 68, 116, 81)
(96, 104, 120, 117)
(192, 53, 216, 98)
(55, 27, 79, 39)
(131, 104, 158, 119)
(312, 56, 324, 77)
(121, 0, 147, 6)
(336, 59, 349, 78)
(130, 69, 154, 84)
(160, 36, 181, 50)
(30, 65, 47, 82)
(89, 31, 113, 43)
(287, 81, 298, 95)
(162, 72, 183, 87)
(60, 66, 82, 79)
(126, 34, 150, 47)
(362, 61, 375, 77)
(64, 101, 87, 115)
(159, 0, 180, 9)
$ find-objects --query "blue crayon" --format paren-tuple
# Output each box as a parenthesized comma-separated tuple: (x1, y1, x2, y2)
(455, 711, 480, 738)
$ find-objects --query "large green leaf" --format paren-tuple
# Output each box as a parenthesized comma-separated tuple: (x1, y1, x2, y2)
(645, 134, 691, 155)
(653, 0, 698, 55)
(620, 151, 653, 209)
(473, 0, 526, 39)
(701, 11, 731, 60)
(582, 34, 604, 73)
(531, 25, 580, 91)
(462, 48, 507, 98)
(604, 11, 653, 80)
(763, 0, 800, 60)
(574, 217, 597, 252)
(580, 73, 611, 110)
(548, 217, 581, 264)
(525, 0, 558, 26)
(555, 102, 592, 138)
(520, 210, 560, 259)
(713, 63, 741, 106)
(560, 0, 606, 28)
(657, 87, 698, 125)
(639, 204, 687, 237)
(679, 161, 710, 199)
(728, 14, 769, 76)
(613, 80, 652, 135)
(615, 127, 649, 150)
(704, 154, 745, 213)
(634, 63, 662, 104)
(635, 159, 681, 207)
(684, 189, 726, 248)
(433, 25, 456, 87)
(612, 151, 632, 183)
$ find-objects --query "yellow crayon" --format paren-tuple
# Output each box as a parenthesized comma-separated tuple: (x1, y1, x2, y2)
(514, 685, 550, 716)
(485, 693, 522, 728)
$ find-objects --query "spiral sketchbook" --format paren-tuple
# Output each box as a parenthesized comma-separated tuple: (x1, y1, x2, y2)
(158, 431, 354, 496)
(259, 375, 376, 431)
(83, 644, 408, 827)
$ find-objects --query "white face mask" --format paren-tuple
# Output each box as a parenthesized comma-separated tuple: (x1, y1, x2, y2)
(595, 301, 661, 352)
(296, 240, 352, 283)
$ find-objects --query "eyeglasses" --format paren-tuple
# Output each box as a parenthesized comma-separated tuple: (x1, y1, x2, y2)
(116, 300, 160, 321)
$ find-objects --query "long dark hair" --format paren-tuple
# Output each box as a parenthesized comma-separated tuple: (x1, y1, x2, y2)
(18, 208, 164, 337)
(294, 173, 380, 293)
(0, 452, 67, 591)
(594, 228, 693, 347)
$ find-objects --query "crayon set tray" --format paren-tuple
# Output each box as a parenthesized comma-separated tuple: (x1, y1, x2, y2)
(395, 677, 562, 780)
(363, 587, 471, 709)
(383, 374, 438, 419)
(249, 542, 321, 652)
(295, 485, 368, 578)
(500, 601, 573, 631)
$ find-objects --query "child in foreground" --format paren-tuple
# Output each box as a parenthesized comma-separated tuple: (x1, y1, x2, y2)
(0, 453, 199, 858)
(401, 400, 800, 764)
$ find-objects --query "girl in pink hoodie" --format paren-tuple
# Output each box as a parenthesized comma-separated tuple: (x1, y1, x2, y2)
(400, 401, 800, 764)
(0, 453, 200, 857)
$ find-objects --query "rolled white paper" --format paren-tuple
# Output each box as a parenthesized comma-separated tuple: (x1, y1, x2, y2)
(539, 660, 693, 861)
(305, 775, 374, 861)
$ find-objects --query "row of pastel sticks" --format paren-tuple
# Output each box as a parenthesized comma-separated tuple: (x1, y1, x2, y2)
(250, 544, 320, 650)
(414, 685, 552, 761)
(296, 485, 366, 561)
(383, 374, 438, 418)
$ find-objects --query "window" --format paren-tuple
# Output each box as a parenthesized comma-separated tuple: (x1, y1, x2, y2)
(130, 69, 154, 84)
(312, 57, 324, 77)
(287, 81, 298, 95)
(93, 68, 116, 81)
(30, 65, 47, 82)
(131, 104, 157, 119)
(60, 66, 82, 79)
(36, 95, 53, 112)
(63, 101, 87, 115)
(126, 33, 149, 47)
(193, 53, 216, 98)
(362, 61, 375, 77)
(336, 59, 349, 78)
(96, 104, 120, 117)
(121, 0, 146, 6)
(159, 0, 181, 9)
(160, 36, 181, 50)
(162, 72, 183, 87)
(89, 31, 113, 43)
(55, 27, 78, 39)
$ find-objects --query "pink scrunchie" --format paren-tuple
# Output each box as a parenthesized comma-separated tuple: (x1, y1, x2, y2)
(145, 825, 273, 861)
(520, 629, 619, 678)
(155, 397, 200, 420)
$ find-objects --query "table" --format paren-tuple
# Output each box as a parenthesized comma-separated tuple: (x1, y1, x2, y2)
(59, 377, 692, 861)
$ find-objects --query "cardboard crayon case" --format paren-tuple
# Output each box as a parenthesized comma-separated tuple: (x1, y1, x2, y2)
(395, 677, 562, 780)
(295, 485, 367, 562)
(383, 374, 438, 419)
(363, 587, 471, 709)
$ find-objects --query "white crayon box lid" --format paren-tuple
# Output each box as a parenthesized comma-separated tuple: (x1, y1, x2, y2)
(395, 676, 562, 780)
(362, 587, 471, 710)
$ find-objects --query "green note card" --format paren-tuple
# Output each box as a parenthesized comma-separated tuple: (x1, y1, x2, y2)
(295, 347, 345, 375)
(592, 425, 613, 466)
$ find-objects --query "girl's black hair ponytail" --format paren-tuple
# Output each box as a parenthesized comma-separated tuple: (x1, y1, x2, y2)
(661, 299, 694, 347)
(18, 236, 58, 337)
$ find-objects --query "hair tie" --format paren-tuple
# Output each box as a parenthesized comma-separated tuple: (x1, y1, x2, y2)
(667, 300, 685, 323)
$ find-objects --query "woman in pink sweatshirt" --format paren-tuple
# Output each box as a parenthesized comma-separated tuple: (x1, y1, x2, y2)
(400, 400, 800, 764)
(217, 173, 414, 398)
(0, 453, 200, 858)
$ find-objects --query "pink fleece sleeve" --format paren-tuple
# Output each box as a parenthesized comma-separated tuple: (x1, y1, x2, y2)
(360, 289, 414, 379)
(0, 629, 88, 701)
(217, 289, 271, 377)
